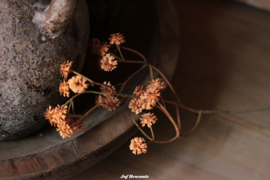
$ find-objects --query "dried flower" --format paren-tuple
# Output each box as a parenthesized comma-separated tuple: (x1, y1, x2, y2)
(64, 117, 75, 125)
(141, 89, 160, 108)
(44, 105, 55, 124)
(72, 120, 85, 133)
(57, 123, 73, 139)
(59, 80, 70, 97)
(99, 42, 111, 56)
(60, 61, 73, 79)
(57, 116, 85, 138)
(91, 39, 111, 56)
(129, 137, 147, 155)
(129, 79, 165, 114)
(147, 78, 165, 91)
(68, 75, 89, 93)
(56, 104, 68, 120)
(44, 105, 67, 127)
(140, 113, 157, 128)
(100, 54, 117, 72)
(96, 94, 120, 111)
(96, 81, 120, 111)
(129, 98, 144, 114)
(101, 81, 115, 94)
(109, 33, 125, 45)
(91, 38, 101, 55)
(134, 86, 145, 97)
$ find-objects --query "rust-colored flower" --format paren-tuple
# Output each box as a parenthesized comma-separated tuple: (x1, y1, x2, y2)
(68, 75, 89, 93)
(129, 137, 147, 155)
(129, 98, 144, 114)
(59, 80, 70, 97)
(60, 61, 73, 79)
(134, 86, 145, 97)
(96, 81, 120, 111)
(109, 33, 125, 45)
(91, 39, 111, 56)
(96, 94, 120, 111)
(55, 104, 68, 120)
(141, 89, 160, 108)
(91, 38, 101, 55)
(140, 113, 157, 128)
(101, 81, 115, 95)
(44, 105, 55, 125)
(129, 79, 165, 114)
(100, 54, 117, 72)
(57, 123, 73, 139)
(44, 105, 84, 139)
(147, 78, 165, 91)
(65, 117, 75, 125)
(72, 120, 85, 133)
(44, 105, 67, 127)
(99, 42, 111, 56)
(95, 94, 103, 106)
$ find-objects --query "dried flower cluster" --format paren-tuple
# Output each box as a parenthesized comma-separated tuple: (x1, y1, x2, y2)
(59, 61, 89, 97)
(129, 78, 165, 114)
(45, 33, 183, 156)
(100, 54, 117, 72)
(44, 105, 85, 138)
(128, 79, 165, 155)
(140, 113, 157, 128)
(60, 61, 73, 79)
(109, 33, 126, 45)
(129, 137, 147, 155)
(90, 33, 125, 72)
(91, 38, 111, 56)
(59, 74, 89, 97)
(68, 75, 89, 94)
(59, 80, 69, 97)
(96, 82, 120, 111)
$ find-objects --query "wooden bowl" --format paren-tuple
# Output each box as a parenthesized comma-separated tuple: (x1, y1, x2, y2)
(0, 0, 179, 179)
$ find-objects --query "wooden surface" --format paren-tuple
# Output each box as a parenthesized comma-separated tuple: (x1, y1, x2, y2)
(235, 0, 270, 12)
(68, 0, 270, 179)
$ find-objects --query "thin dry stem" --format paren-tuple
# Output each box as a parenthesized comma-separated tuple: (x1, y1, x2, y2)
(120, 46, 147, 62)
(132, 119, 153, 141)
(183, 110, 202, 137)
(151, 65, 182, 106)
(118, 60, 146, 64)
(72, 101, 75, 114)
(164, 100, 199, 114)
(150, 126, 155, 140)
(164, 100, 270, 115)
(119, 65, 146, 93)
(176, 105, 181, 130)
(117, 45, 125, 60)
(109, 53, 122, 61)
(72, 70, 104, 87)
(68, 100, 72, 113)
(63, 91, 107, 106)
(71, 104, 99, 128)
(149, 66, 154, 80)
(157, 102, 180, 138)
(67, 114, 83, 118)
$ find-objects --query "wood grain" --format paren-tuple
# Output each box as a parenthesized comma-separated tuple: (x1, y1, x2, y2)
(68, 0, 270, 179)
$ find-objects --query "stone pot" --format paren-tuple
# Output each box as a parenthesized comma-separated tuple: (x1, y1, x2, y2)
(0, 0, 89, 141)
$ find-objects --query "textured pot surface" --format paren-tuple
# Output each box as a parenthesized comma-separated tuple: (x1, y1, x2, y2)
(0, 0, 89, 141)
